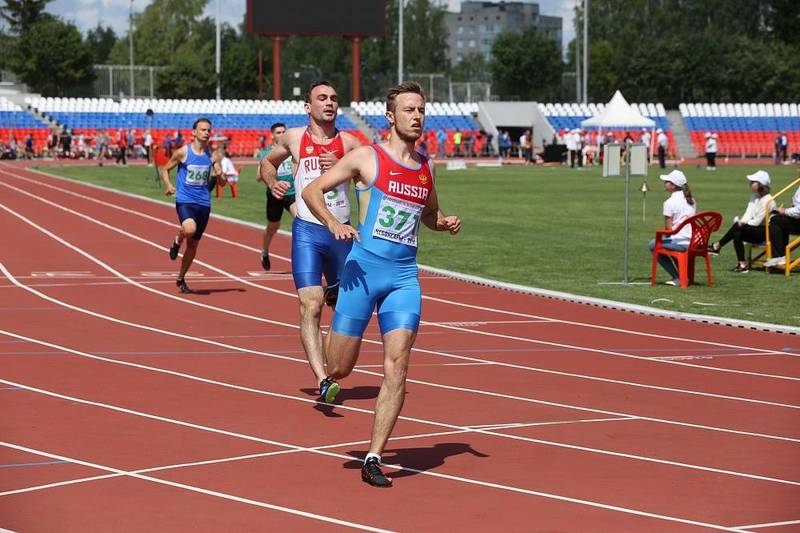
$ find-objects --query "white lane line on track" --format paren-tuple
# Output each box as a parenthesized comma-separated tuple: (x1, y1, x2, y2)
(3, 199, 800, 413)
(466, 417, 638, 430)
(430, 316, 800, 383)
(6, 167, 798, 361)
(0, 388, 751, 531)
(423, 293, 799, 357)
(3, 263, 800, 445)
(654, 353, 780, 361)
(3, 331, 800, 487)
(2, 176, 796, 381)
(0, 427, 479, 498)
(0, 441, 393, 533)
(733, 519, 800, 530)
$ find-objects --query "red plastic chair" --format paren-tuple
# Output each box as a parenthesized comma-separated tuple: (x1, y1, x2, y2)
(651, 211, 722, 288)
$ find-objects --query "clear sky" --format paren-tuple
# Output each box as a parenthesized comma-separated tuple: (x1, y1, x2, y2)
(46, 0, 576, 49)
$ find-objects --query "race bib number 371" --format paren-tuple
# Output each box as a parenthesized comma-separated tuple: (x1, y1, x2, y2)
(373, 195, 423, 247)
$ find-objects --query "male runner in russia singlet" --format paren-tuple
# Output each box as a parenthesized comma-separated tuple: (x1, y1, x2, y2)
(302, 81, 461, 487)
(259, 81, 362, 403)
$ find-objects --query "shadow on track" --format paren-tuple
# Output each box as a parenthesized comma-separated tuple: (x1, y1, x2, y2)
(342, 442, 489, 479)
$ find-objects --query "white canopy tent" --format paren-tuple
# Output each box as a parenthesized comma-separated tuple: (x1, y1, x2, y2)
(580, 90, 656, 158)
(581, 91, 655, 284)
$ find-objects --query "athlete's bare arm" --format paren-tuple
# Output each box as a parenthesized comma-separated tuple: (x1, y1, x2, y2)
(259, 127, 302, 198)
(161, 145, 187, 196)
(302, 145, 375, 241)
(342, 131, 364, 152)
(210, 145, 226, 185)
(421, 169, 461, 234)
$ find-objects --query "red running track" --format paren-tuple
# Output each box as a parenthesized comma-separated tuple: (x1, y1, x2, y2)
(0, 161, 798, 532)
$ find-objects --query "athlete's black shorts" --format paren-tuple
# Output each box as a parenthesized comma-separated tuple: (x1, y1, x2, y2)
(266, 191, 296, 223)
(176, 202, 211, 240)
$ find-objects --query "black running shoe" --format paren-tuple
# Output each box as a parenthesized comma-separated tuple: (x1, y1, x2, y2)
(319, 376, 340, 403)
(361, 457, 392, 488)
(730, 265, 749, 273)
(169, 239, 180, 260)
(176, 278, 191, 293)
(261, 252, 271, 271)
(323, 282, 339, 308)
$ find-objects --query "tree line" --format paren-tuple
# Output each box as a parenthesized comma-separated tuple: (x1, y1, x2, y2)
(1, 0, 798, 107)
(569, 0, 800, 107)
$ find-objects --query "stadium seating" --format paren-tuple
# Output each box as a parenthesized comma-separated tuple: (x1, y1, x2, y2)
(540, 102, 676, 155)
(18, 96, 800, 162)
(23, 97, 368, 156)
(680, 102, 800, 157)
(0, 97, 51, 154)
(351, 100, 482, 157)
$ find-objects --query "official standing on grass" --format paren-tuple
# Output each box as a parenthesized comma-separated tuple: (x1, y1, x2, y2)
(161, 118, 224, 293)
(657, 128, 668, 169)
(641, 128, 652, 163)
(303, 81, 461, 487)
(704, 132, 718, 170)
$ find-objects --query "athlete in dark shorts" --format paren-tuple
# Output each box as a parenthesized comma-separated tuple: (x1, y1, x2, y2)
(161, 118, 224, 293)
(256, 122, 296, 271)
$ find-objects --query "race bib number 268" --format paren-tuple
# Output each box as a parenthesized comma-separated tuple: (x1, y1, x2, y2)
(185, 164, 210, 186)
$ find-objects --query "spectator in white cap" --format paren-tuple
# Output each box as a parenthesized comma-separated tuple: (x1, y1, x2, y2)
(649, 169, 697, 285)
(704, 132, 718, 170)
(708, 170, 774, 273)
(765, 179, 800, 268)
(656, 128, 668, 169)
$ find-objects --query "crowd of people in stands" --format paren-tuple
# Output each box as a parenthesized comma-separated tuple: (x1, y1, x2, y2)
(1, 127, 190, 166)
(368, 128, 495, 159)
(775, 132, 791, 164)
(0, 133, 37, 160)
(532, 128, 671, 168)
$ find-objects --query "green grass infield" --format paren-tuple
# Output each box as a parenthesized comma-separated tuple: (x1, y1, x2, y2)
(33, 160, 799, 329)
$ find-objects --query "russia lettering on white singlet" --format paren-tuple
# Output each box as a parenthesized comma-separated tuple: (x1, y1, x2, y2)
(294, 142, 350, 225)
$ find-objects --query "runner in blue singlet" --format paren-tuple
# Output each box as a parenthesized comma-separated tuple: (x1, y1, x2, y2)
(160, 118, 223, 293)
(302, 81, 461, 487)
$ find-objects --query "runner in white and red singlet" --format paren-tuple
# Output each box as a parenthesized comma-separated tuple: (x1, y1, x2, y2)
(303, 81, 461, 487)
(260, 81, 362, 403)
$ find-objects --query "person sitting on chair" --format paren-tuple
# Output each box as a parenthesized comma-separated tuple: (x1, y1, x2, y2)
(764, 181, 800, 268)
(649, 169, 697, 286)
(708, 170, 774, 273)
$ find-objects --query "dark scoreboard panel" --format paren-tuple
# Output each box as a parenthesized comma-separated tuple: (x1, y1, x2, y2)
(247, 0, 386, 36)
